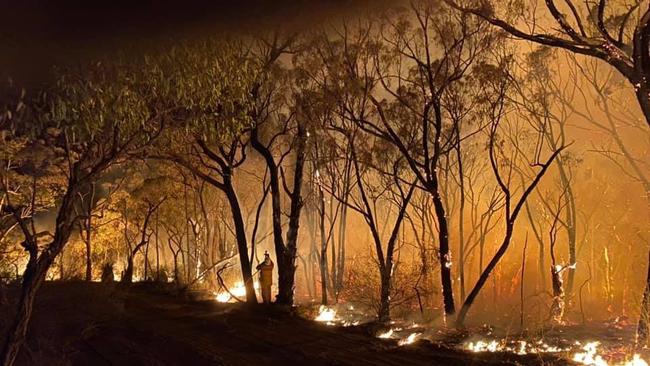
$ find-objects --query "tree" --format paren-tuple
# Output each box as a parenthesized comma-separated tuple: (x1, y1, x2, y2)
(312, 2, 497, 318)
(74, 179, 122, 281)
(344, 133, 416, 321)
(455, 56, 566, 325)
(249, 35, 309, 305)
(0, 59, 164, 366)
(152, 41, 260, 303)
(117, 192, 166, 283)
(445, 0, 650, 127)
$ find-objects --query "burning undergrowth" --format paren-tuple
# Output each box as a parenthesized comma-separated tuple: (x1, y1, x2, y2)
(307, 302, 650, 365)
(458, 322, 650, 366)
(312, 303, 375, 327)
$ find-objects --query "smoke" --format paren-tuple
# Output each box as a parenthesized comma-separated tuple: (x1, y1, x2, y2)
(0, 0, 389, 88)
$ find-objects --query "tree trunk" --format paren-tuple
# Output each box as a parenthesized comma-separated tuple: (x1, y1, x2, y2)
(277, 128, 307, 305)
(84, 237, 92, 282)
(378, 271, 391, 323)
(336, 203, 347, 297)
(155, 213, 160, 281)
(144, 241, 150, 281)
(122, 255, 134, 283)
(637, 250, 650, 346)
(430, 189, 455, 317)
(224, 180, 257, 304)
(1, 257, 40, 366)
(457, 225, 514, 326)
(318, 182, 329, 305)
(550, 264, 565, 323)
(1, 185, 78, 366)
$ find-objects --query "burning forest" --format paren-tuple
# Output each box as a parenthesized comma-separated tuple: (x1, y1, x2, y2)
(0, 0, 649, 365)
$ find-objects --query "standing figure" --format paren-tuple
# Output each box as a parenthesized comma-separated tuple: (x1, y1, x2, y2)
(256, 251, 274, 304)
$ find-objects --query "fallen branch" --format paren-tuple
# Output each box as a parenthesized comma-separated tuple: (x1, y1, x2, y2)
(216, 263, 244, 303)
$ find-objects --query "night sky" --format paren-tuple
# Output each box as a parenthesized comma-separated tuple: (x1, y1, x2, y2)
(0, 0, 383, 87)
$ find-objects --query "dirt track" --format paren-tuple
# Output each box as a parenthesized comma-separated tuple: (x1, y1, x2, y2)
(0, 282, 569, 365)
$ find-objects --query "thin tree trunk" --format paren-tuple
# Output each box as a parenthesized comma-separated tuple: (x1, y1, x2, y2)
(637, 250, 650, 346)
(457, 145, 466, 302)
(84, 230, 92, 282)
(319, 186, 329, 305)
(155, 213, 160, 280)
(144, 241, 150, 280)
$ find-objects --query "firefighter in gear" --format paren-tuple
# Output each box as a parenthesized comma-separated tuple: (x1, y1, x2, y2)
(256, 251, 274, 304)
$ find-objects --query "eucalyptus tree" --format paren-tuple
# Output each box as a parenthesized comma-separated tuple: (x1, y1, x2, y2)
(150, 40, 262, 303)
(345, 131, 416, 322)
(445, 0, 650, 338)
(0, 58, 165, 366)
(455, 55, 566, 326)
(249, 35, 309, 305)
(312, 2, 497, 318)
(445, 0, 650, 128)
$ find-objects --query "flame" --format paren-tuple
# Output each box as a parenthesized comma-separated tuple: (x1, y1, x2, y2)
(215, 292, 232, 302)
(573, 342, 608, 366)
(315, 306, 337, 323)
(625, 355, 649, 366)
(398, 333, 420, 346)
(465, 338, 647, 366)
(466, 338, 573, 355)
(378, 329, 394, 339)
(572, 342, 648, 366)
(466, 340, 502, 353)
(214, 281, 260, 303)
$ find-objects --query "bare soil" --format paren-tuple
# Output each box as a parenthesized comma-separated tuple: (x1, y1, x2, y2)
(0, 282, 569, 365)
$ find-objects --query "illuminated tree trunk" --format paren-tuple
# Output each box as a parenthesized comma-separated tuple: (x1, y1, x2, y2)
(637, 250, 650, 346)
(318, 183, 329, 306)
(144, 240, 150, 280)
(335, 203, 348, 297)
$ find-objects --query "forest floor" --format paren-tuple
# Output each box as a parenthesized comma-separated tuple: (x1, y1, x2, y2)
(0, 282, 572, 365)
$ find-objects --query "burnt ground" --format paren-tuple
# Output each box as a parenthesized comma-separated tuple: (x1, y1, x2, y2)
(0, 282, 570, 365)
